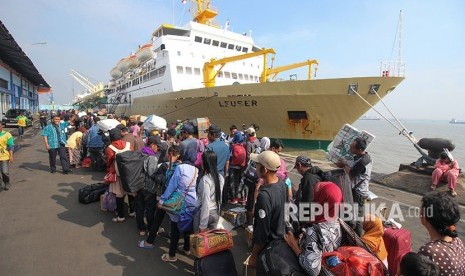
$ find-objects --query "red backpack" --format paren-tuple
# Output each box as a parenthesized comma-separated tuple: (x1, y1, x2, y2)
(230, 144, 246, 167)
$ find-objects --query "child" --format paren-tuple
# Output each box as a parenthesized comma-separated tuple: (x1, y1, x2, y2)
(399, 252, 439, 276)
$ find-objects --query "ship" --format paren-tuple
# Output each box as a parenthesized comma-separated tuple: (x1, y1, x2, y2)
(102, 0, 405, 149)
(449, 119, 465, 124)
(359, 115, 381, 121)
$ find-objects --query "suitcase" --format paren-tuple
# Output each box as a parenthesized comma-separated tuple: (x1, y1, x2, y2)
(383, 227, 412, 276)
(194, 249, 237, 276)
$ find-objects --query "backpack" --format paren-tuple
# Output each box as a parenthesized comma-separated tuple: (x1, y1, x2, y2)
(230, 144, 246, 167)
(257, 239, 305, 276)
(116, 151, 147, 193)
(108, 142, 131, 175)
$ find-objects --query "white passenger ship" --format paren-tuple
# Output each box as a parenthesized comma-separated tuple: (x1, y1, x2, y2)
(103, 0, 405, 148)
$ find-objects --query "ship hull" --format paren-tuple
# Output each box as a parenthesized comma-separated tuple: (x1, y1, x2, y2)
(113, 76, 404, 148)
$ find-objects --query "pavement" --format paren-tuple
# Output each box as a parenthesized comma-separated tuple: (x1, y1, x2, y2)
(0, 123, 464, 276)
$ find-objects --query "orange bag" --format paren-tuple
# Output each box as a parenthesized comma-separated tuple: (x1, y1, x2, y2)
(190, 229, 233, 258)
(322, 246, 384, 276)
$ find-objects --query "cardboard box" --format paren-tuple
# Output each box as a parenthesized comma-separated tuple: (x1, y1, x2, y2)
(223, 207, 247, 228)
(196, 117, 210, 139)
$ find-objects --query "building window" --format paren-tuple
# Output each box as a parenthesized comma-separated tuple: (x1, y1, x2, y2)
(0, 78, 7, 89)
(220, 42, 227, 48)
(194, 36, 202, 43)
(212, 40, 219, 46)
(186, 67, 193, 74)
(177, 66, 184, 74)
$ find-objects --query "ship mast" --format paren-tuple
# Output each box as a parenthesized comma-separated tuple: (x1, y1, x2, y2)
(397, 10, 402, 77)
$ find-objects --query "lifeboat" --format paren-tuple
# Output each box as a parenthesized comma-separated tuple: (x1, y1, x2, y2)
(118, 57, 130, 73)
(128, 54, 140, 69)
(136, 43, 153, 62)
(110, 67, 122, 79)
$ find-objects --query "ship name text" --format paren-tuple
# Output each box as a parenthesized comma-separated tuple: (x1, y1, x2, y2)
(218, 100, 258, 108)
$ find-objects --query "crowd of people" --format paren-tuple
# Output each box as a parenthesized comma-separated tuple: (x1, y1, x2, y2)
(7, 108, 461, 276)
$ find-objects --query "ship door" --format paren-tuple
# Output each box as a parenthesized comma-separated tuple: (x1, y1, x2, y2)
(287, 111, 312, 136)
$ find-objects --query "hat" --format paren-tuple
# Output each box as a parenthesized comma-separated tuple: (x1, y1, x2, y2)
(204, 124, 221, 134)
(181, 124, 194, 134)
(294, 155, 312, 168)
(245, 127, 255, 135)
(250, 151, 281, 171)
(147, 135, 162, 147)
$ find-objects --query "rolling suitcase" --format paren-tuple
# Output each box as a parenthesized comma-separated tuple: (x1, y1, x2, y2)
(194, 249, 237, 276)
(383, 227, 412, 276)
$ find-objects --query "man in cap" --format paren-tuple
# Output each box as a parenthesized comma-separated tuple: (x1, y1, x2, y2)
(245, 127, 260, 163)
(179, 123, 204, 165)
(247, 151, 287, 270)
(205, 124, 229, 177)
(294, 155, 324, 205)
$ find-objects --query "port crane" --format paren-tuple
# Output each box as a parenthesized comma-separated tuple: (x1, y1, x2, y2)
(265, 59, 319, 81)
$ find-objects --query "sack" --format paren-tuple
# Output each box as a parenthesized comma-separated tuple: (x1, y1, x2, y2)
(322, 246, 385, 276)
(100, 190, 116, 212)
(194, 249, 237, 276)
(142, 114, 167, 131)
(78, 183, 108, 204)
(257, 238, 305, 276)
(178, 206, 195, 233)
(82, 156, 92, 168)
(104, 172, 116, 183)
(115, 150, 147, 193)
(108, 142, 131, 176)
(383, 227, 411, 276)
(190, 229, 234, 258)
(97, 119, 121, 132)
(230, 144, 246, 167)
(161, 168, 198, 214)
(194, 139, 203, 168)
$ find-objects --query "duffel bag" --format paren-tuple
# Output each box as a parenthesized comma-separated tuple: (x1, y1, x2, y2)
(190, 229, 234, 258)
(115, 151, 147, 193)
(257, 238, 305, 276)
(78, 183, 108, 204)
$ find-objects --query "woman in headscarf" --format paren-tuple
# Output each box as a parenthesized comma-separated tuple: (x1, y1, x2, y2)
(362, 214, 388, 268)
(259, 137, 270, 152)
(284, 181, 343, 275)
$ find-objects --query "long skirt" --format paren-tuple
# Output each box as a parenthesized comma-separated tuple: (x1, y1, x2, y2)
(68, 148, 81, 166)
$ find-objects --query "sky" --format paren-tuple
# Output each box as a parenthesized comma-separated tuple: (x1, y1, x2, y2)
(1, 0, 464, 120)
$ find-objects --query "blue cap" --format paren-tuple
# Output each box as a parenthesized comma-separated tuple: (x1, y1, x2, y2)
(181, 124, 194, 134)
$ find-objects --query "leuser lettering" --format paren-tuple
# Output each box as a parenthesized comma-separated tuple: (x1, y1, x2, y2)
(218, 100, 258, 107)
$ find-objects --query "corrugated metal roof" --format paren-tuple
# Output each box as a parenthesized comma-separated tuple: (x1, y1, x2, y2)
(0, 20, 50, 88)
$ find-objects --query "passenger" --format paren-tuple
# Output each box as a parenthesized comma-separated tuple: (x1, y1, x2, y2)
(244, 127, 260, 162)
(284, 182, 343, 276)
(246, 151, 287, 270)
(87, 117, 105, 171)
(121, 126, 144, 152)
(41, 114, 71, 174)
(205, 124, 229, 177)
(179, 123, 204, 165)
(226, 124, 238, 145)
(138, 145, 181, 249)
(0, 121, 14, 191)
(362, 214, 388, 268)
(259, 137, 270, 152)
(431, 151, 460, 197)
(16, 111, 28, 138)
(294, 155, 323, 205)
(337, 137, 372, 236)
(269, 139, 292, 200)
(228, 131, 246, 204)
(418, 192, 465, 275)
(158, 157, 198, 262)
(194, 150, 224, 233)
(166, 128, 177, 146)
(105, 128, 135, 222)
(65, 126, 86, 169)
(400, 252, 439, 276)
(135, 136, 161, 236)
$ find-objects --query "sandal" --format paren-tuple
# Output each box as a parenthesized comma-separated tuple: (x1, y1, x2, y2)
(430, 185, 436, 191)
(161, 253, 177, 262)
(137, 240, 154, 249)
(112, 217, 125, 223)
(450, 189, 457, 197)
(178, 245, 190, 255)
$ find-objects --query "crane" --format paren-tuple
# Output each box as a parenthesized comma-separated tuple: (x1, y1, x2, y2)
(203, 48, 276, 88)
(264, 59, 319, 82)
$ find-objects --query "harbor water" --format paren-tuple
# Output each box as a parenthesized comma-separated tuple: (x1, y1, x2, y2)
(285, 119, 465, 175)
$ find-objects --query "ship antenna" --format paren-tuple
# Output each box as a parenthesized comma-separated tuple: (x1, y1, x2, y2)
(397, 10, 403, 76)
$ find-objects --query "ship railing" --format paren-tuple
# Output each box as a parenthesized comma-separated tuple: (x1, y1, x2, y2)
(380, 61, 405, 77)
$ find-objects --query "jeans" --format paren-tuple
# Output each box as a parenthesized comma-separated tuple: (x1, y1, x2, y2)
(0, 160, 10, 187)
(48, 146, 70, 172)
(18, 126, 25, 136)
(169, 220, 191, 257)
(352, 189, 366, 236)
(88, 147, 104, 171)
(135, 190, 157, 231)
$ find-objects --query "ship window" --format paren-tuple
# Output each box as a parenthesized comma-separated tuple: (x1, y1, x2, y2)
(177, 51, 181, 56)
(224, 72, 231, 78)
(238, 73, 243, 80)
(232, 73, 238, 79)
(288, 111, 308, 120)
(218, 71, 223, 78)
(159, 66, 166, 77)
(195, 36, 202, 43)
(235, 45, 242, 51)
(244, 75, 249, 81)
(242, 47, 248, 53)
(227, 44, 235, 50)
(220, 42, 227, 48)
(186, 67, 193, 74)
(203, 38, 211, 45)
(194, 68, 201, 75)
(177, 66, 184, 74)
(212, 40, 219, 46)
